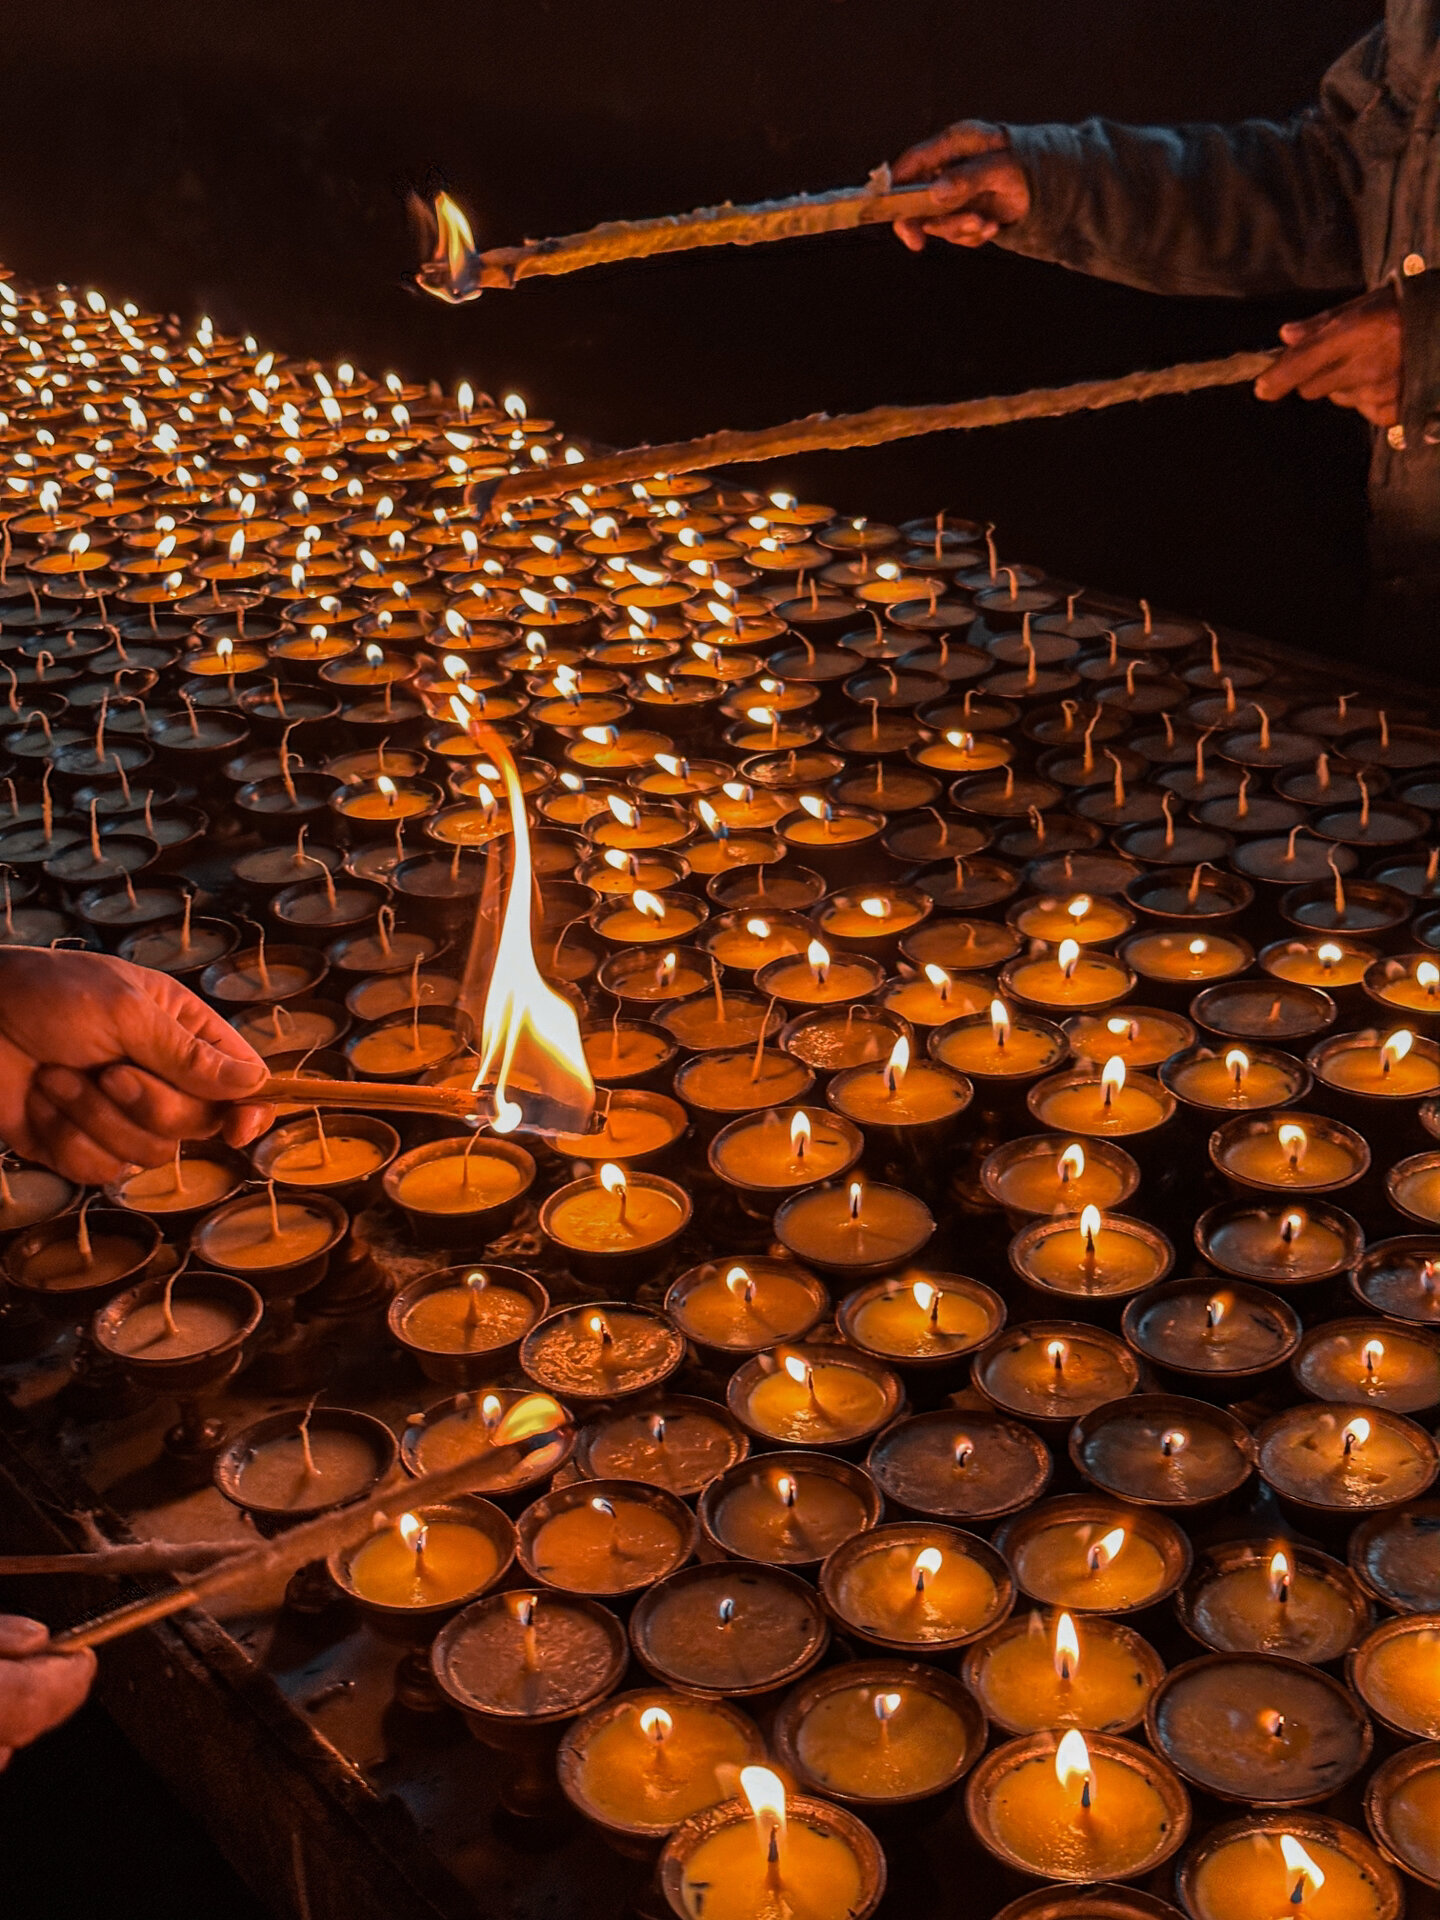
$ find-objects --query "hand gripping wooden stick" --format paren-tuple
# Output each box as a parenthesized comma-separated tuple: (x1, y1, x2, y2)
(478, 349, 1281, 517)
(418, 175, 958, 298)
(260, 1073, 479, 1121)
(47, 1398, 571, 1652)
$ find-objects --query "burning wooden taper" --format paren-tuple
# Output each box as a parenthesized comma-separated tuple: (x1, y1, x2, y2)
(416, 174, 957, 300)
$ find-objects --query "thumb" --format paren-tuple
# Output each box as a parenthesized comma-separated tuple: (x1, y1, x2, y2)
(126, 991, 267, 1103)
(0, 1617, 50, 1658)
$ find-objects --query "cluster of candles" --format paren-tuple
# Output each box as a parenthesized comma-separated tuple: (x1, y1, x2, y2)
(1, 270, 1440, 1920)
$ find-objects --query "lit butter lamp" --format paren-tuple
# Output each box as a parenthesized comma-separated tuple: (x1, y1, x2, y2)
(557, 1690, 765, 1849)
(664, 1257, 828, 1359)
(515, 1479, 695, 1597)
(1029, 1054, 1175, 1140)
(332, 1499, 513, 1615)
(658, 1765, 886, 1920)
(728, 1345, 901, 1451)
(1012, 1204, 1173, 1304)
(820, 1522, 1014, 1654)
(1177, 1542, 1372, 1665)
(980, 1136, 1140, 1221)
(698, 1452, 880, 1568)
(964, 1609, 1164, 1736)
(773, 1662, 986, 1807)
(1178, 1816, 1402, 1920)
(965, 1727, 1189, 1884)
(973, 1323, 1139, 1431)
(995, 1498, 1190, 1616)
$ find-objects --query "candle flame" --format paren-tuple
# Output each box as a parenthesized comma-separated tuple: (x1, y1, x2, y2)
(1342, 1415, 1371, 1453)
(859, 895, 888, 919)
(607, 794, 638, 828)
(923, 963, 951, 995)
(912, 1280, 937, 1314)
(873, 1691, 903, 1724)
(397, 1511, 426, 1553)
(1279, 1835, 1325, 1902)
(990, 998, 1010, 1047)
(216, 637, 234, 662)
(776, 1473, 798, 1508)
(1189, 938, 1207, 956)
(1280, 1210, 1305, 1246)
(599, 1162, 627, 1197)
(1100, 1056, 1126, 1102)
(1278, 1123, 1308, 1168)
(480, 1392, 503, 1431)
(631, 890, 665, 920)
(1418, 961, 1440, 993)
(376, 774, 397, 798)
(1317, 942, 1344, 969)
(1206, 1293, 1229, 1329)
(912, 1547, 943, 1591)
(1057, 937, 1081, 979)
(1269, 1548, 1292, 1602)
(798, 795, 827, 820)
(1363, 1337, 1384, 1376)
(790, 1110, 811, 1158)
(746, 918, 772, 939)
(884, 1033, 911, 1092)
(1382, 1029, 1415, 1071)
(807, 938, 830, 983)
(1066, 895, 1092, 921)
(1058, 1143, 1085, 1183)
(1087, 1526, 1126, 1573)
(1047, 1338, 1068, 1371)
(465, 730, 595, 1136)
(639, 1706, 672, 1744)
(1160, 1427, 1188, 1457)
(1053, 1611, 1081, 1680)
(740, 1765, 787, 1840)
(944, 729, 975, 753)
(365, 642, 384, 667)
(848, 1180, 863, 1222)
(1225, 1047, 1250, 1086)
(1079, 1204, 1102, 1251)
(1054, 1729, 1093, 1801)
(227, 528, 245, 563)
(783, 1354, 811, 1385)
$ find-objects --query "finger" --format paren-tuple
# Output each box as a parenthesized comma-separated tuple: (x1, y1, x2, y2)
(1326, 386, 1399, 425)
(97, 1065, 225, 1143)
(0, 1617, 50, 1658)
(921, 214, 1000, 247)
(24, 1091, 132, 1187)
(0, 1649, 95, 1750)
(893, 217, 929, 252)
(891, 123, 1003, 185)
(1279, 309, 1336, 344)
(31, 1067, 178, 1168)
(1297, 357, 1358, 400)
(223, 1102, 273, 1148)
(1254, 342, 1350, 401)
(125, 985, 267, 1104)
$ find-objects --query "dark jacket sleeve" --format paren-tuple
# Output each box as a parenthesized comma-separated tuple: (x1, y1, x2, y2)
(991, 28, 1383, 299)
(1400, 269, 1440, 447)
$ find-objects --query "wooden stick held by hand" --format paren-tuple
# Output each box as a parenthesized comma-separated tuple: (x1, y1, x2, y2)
(47, 1397, 570, 1653)
(416, 174, 955, 300)
(479, 349, 1282, 517)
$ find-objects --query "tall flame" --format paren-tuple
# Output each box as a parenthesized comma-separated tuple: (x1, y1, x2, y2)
(417, 192, 483, 304)
(1055, 1729, 1093, 1802)
(464, 728, 595, 1136)
(1279, 1835, 1325, 1902)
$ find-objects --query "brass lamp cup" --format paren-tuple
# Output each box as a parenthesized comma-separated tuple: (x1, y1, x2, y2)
(771, 1658, 986, 1807)
(327, 1495, 515, 1640)
(248, 1112, 399, 1203)
(514, 1476, 698, 1599)
(657, 1792, 886, 1920)
(383, 1135, 536, 1250)
(387, 1264, 549, 1388)
(4, 1208, 163, 1318)
(1177, 1813, 1402, 1920)
(92, 1269, 263, 1395)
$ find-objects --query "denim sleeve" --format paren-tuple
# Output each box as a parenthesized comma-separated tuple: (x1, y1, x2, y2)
(993, 114, 1366, 299)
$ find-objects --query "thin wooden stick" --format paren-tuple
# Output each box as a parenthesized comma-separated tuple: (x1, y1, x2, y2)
(261, 1074, 477, 1120)
(483, 349, 1281, 515)
(418, 175, 956, 300)
(49, 1400, 570, 1653)
(0, 1542, 244, 1579)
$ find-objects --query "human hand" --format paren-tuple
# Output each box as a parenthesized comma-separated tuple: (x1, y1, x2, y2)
(0, 1616, 95, 1769)
(0, 948, 270, 1185)
(890, 120, 1031, 252)
(1254, 284, 1402, 426)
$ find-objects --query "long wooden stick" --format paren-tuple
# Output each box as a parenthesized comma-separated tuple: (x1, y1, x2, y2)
(484, 349, 1281, 515)
(261, 1074, 477, 1121)
(0, 1542, 243, 1579)
(418, 177, 955, 299)
(48, 1403, 569, 1653)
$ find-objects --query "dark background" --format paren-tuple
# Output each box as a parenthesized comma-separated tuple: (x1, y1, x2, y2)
(0, 1, 1383, 659)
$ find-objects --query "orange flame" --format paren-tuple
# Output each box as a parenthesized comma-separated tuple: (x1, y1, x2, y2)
(462, 727, 595, 1136)
(417, 191, 483, 304)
